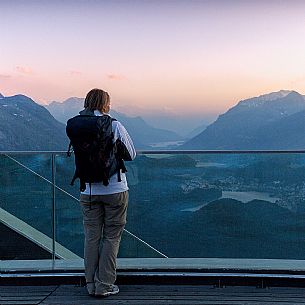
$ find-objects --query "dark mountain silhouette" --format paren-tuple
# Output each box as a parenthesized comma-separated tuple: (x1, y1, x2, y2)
(46, 97, 182, 149)
(174, 198, 305, 258)
(183, 90, 305, 149)
(0, 94, 68, 150)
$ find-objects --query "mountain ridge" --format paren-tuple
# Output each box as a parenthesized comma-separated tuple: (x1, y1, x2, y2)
(0, 94, 68, 150)
(183, 90, 305, 149)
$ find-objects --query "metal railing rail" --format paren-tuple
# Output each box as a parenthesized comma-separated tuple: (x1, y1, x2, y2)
(1, 150, 305, 154)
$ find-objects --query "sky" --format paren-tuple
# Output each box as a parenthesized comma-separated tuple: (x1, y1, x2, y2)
(1, 0, 305, 117)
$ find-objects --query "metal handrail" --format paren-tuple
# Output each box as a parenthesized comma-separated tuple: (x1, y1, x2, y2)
(1, 150, 305, 154)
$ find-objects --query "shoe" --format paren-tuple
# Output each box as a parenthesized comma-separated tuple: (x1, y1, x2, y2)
(86, 282, 95, 296)
(95, 284, 119, 297)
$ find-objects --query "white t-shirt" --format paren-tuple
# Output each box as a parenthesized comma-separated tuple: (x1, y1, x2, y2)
(81, 111, 136, 196)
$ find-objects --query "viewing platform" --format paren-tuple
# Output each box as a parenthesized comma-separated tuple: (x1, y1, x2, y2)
(2, 150, 305, 304)
(3, 284, 305, 304)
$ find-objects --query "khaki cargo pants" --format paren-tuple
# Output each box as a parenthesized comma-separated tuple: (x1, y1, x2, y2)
(80, 191, 128, 294)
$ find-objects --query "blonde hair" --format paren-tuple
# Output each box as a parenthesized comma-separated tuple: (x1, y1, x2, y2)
(84, 88, 110, 112)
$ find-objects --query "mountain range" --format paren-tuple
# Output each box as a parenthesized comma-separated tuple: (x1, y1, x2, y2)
(183, 90, 305, 149)
(2, 89, 305, 151)
(46, 97, 183, 149)
(0, 94, 67, 150)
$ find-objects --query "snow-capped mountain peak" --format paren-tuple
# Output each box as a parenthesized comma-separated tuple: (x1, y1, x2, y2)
(240, 90, 293, 107)
(257, 90, 292, 102)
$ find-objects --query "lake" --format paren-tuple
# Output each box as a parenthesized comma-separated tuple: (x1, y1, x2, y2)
(181, 191, 279, 212)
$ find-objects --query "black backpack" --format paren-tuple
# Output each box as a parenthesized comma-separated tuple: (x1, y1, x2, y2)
(66, 109, 126, 192)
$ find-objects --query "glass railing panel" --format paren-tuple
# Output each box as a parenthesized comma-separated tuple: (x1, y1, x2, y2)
(126, 152, 305, 259)
(55, 153, 166, 258)
(0, 153, 53, 260)
(53, 168, 83, 258)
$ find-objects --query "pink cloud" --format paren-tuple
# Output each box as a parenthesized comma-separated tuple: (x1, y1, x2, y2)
(70, 70, 82, 76)
(0, 74, 11, 80)
(16, 66, 33, 74)
(107, 74, 126, 81)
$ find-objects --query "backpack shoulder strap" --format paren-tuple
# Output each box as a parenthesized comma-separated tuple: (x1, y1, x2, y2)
(66, 141, 73, 157)
(96, 115, 116, 133)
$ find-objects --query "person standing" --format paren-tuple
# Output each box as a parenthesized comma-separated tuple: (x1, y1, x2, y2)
(67, 88, 136, 297)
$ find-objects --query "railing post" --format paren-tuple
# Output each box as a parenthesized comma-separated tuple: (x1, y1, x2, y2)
(51, 153, 56, 263)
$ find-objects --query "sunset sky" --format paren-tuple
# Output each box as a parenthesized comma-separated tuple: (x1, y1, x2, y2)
(1, 0, 305, 117)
